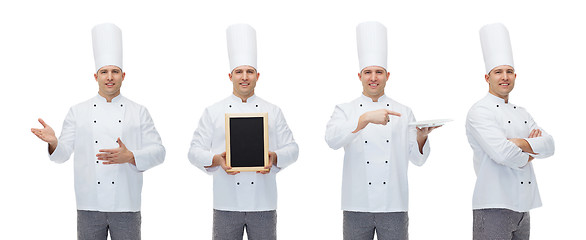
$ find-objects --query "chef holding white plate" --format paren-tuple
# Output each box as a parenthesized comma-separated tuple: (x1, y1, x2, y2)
(325, 21, 440, 240)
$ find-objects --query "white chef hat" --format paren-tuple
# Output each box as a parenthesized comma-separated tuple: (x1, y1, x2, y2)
(226, 24, 257, 72)
(480, 23, 514, 75)
(92, 23, 123, 72)
(357, 21, 387, 72)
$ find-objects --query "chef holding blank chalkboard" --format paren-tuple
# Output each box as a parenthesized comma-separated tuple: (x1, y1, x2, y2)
(188, 24, 299, 240)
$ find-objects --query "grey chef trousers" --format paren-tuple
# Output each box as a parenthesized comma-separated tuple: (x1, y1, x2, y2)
(343, 211, 409, 240)
(213, 209, 277, 240)
(77, 210, 141, 240)
(473, 208, 530, 240)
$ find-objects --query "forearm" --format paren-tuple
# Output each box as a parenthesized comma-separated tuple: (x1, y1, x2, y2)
(48, 139, 74, 164)
(353, 114, 369, 133)
(417, 136, 427, 154)
(133, 145, 165, 171)
(468, 125, 529, 169)
(127, 151, 136, 166)
(48, 141, 57, 155)
(208, 153, 224, 168)
(325, 118, 360, 150)
(188, 146, 215, 173)
(525, 135, 555, 158)
(274, 142, 299, 169)
(410, 137, 430, 166)
(509, 138, 535, 154)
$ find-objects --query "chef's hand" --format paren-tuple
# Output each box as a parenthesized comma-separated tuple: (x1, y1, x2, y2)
(528, 129, 542, 138)
(416, 126, 441, 154)
(208, 152, 239, 175)
(354, 109, 401, 133)
(508, 138, 535, 154)
(527, 129, 540, 163)
(509, 129, 541, 154)
(31, 118, 58, 154)
(509, 129, 542, 161)
(417, 126, 440, 140)
(96, 138, 136, 166)
(258, 151, 277, 174)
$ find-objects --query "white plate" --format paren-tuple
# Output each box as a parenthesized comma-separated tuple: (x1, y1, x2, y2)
(408, 119, 453, 128)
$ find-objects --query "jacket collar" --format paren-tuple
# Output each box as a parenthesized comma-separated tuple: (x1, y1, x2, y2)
(484, 93, 509, 105)
(360, 93, 387, 103)
(95, 93, 123, 103)
(230, 93, 257, 103)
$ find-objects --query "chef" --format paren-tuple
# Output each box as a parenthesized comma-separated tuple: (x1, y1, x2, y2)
(325, 21, 438, 240)
(30, 23, 165, 240)
(188, 23, 299, 240)
(466, 23, 555, 240)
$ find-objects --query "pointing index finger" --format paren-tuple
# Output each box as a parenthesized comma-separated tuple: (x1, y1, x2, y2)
(384, 109, 401, 117)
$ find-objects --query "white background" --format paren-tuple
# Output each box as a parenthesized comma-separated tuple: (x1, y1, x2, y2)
(1, 0, 583, 239)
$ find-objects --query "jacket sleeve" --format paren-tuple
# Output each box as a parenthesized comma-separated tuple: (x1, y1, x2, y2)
(49, 107, 76, 163)
(273, 108, 299, 170)
(466, 105, 530, 169)
(325, 105, 360, 150)
(132, 107, 166, 172)
(188, 108, 216, 174)
(407, 110, 430, 166)
(524, 113, 555, 159)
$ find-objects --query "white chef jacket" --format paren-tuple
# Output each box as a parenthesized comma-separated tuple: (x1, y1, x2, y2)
(325, 94, 430, 212)
(188, 94, 299, 212)
(466, 93, 555, 212)
(49, 94, 165, 212)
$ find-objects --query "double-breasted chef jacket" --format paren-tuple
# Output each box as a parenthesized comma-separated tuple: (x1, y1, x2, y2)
(189, 94, 299, 212)
(325, 94, 430, 213)
(49, 94, 165, 212)
(466, 93, 555, 212)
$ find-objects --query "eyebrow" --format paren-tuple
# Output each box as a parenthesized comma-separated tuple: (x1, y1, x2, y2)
(243, 69, 256, 73)
(491, 68, 514, 74)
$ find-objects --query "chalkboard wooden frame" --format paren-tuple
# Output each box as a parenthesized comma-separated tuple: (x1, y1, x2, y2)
(225, 113, 269, 172)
